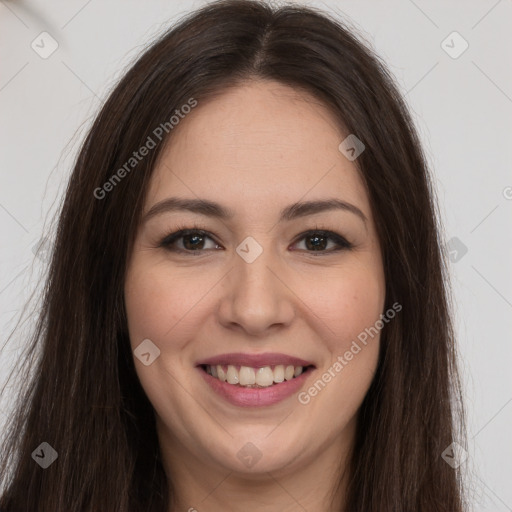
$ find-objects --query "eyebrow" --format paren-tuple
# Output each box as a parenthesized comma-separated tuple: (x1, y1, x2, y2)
(143, 197, 367, 224)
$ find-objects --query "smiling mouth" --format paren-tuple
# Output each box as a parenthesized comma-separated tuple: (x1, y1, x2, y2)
(199, 364, 314, 388)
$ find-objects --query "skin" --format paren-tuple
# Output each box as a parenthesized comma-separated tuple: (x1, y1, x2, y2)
(124, 79, 386, 512)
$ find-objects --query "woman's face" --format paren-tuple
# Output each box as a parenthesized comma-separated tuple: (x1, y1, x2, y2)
(124, 80, 385, 481)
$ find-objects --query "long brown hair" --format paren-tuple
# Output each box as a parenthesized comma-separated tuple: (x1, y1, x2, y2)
(0, 1, 467, 510)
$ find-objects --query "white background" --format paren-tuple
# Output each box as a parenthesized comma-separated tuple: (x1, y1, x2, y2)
(0, 1, 511, 509)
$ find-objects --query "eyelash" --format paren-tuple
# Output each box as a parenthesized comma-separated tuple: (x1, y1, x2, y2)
(158, 222, 353, 256)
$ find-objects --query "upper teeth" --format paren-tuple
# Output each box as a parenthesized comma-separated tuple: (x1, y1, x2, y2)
(206, 364, 304, 387)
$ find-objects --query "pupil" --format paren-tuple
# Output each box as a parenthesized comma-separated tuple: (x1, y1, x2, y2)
(184, 234, 204, 250)
(306, 234, 326, 251)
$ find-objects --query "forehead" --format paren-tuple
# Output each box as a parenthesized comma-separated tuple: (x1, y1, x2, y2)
(146, 80, 370, 217)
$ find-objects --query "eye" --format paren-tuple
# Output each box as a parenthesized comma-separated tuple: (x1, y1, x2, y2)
(159, 225, 221, 254)
(291, 229, 352, 254)
(159, 224, 353, 255)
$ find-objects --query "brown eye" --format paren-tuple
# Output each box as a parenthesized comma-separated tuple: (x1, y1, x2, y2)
(304, 233, 330, 251)
(181, 232, 207, 250)
(159, 227, 352, 256)
(160, 229, 222, 253)
(292, 230, 352, 254)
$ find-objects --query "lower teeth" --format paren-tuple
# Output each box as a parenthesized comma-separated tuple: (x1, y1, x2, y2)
(236, 382, 278, 388)
(223, 377, 299, 388)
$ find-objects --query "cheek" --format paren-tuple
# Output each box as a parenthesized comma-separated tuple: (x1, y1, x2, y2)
(297, 270, 384, 420)
(124, 261, 195, 348)
(123, 262, 202, 415)
(303, 264, 385, 349)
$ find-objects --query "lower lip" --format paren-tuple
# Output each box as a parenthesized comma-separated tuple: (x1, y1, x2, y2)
(198, 367, 314, 407)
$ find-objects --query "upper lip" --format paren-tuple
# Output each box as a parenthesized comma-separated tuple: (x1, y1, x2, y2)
(196, 352, 315, 368)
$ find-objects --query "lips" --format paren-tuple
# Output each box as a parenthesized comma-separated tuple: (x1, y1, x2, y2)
(196, 352, 316, 407)
(196, 352, 315, 368)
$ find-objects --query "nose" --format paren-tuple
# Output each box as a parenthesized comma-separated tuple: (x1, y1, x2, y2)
(216, 245, 296, 336)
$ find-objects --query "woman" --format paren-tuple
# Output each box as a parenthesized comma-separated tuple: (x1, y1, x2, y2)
(0, 0, 468, 510)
